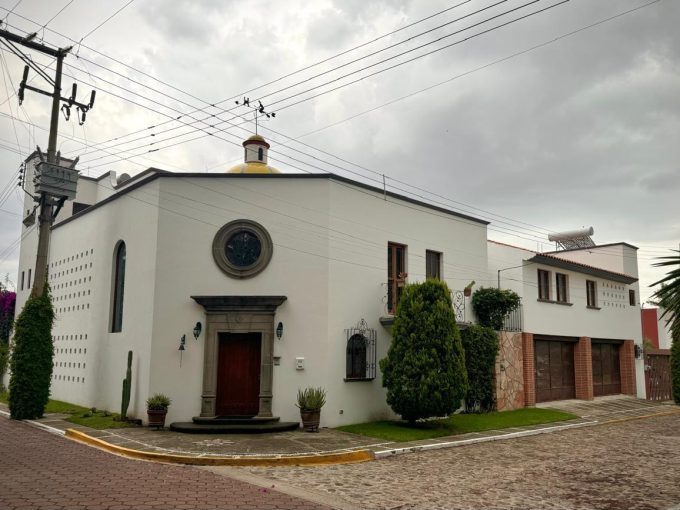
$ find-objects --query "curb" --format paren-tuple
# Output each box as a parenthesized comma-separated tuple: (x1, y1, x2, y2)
(597, 409, 680, 426)
(0, 409, 66, 436)
(374, 420, 597, 458)
(64, 428, 375, 466)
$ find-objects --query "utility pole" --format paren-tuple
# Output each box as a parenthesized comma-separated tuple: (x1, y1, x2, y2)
(0, 25, 94, 297)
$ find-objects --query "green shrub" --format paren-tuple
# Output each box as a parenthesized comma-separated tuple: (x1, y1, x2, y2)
(380, 280, 467, 423)
(472, 287, 521, 330)
(9, 289, 55, 419)
(672, 329, 680, 406)
(461, 325, 499, 412)
(0, 343, 8, 388)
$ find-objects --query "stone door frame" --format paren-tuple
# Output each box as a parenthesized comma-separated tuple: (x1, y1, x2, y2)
(191, 296, 287, 418)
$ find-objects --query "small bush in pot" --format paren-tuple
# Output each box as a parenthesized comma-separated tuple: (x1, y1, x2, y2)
(146, 393, 171, 429)
(296, 387, 326, 432)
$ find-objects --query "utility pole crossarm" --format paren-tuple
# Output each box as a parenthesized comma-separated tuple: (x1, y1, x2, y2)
(0, 26, 66, 58)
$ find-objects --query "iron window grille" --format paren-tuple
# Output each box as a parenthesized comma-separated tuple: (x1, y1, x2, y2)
(345, 319, 376, 381)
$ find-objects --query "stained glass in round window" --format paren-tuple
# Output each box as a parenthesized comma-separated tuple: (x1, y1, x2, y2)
(225, 230, 262, 267)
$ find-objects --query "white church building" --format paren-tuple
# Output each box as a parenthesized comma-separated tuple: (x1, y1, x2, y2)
(11, 135, 491, 429)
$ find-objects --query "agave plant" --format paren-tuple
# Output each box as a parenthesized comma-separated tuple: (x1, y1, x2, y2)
(295, 387, 327, 411)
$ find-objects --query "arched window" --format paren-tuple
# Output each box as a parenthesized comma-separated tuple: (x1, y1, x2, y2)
(258, 147, 264, 161)
(346, 334, 367, 380)
(111, 241, 126, 332)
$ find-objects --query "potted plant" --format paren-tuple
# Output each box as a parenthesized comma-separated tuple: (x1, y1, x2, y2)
(146, 393, 171, 429)
(296, 387, 326, 432)
(463, 280, 476, 297)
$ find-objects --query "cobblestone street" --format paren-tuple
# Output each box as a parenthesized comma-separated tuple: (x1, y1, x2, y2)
(0, 417, 328, 510)
(242, 414, 680, 510)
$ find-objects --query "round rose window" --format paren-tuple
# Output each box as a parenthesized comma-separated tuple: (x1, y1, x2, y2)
(212, 220, 273, 279)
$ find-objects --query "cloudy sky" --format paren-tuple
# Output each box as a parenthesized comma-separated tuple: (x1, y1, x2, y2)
(0, 0, 677, 301)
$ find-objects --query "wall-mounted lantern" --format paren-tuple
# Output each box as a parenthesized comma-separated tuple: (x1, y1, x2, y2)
(276, 321, 283, 340)
(193, 321, 202, 341)
(634, 344, 643, 359)
(178, 334, 186, 367)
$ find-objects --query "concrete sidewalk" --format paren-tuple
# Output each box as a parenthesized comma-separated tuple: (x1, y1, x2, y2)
(2, 396, 677, 466)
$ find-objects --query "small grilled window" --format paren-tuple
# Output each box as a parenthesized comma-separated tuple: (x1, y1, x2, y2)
(345, 320, 376, 381)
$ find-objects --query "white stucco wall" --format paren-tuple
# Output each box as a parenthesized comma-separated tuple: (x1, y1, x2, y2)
(144, 175, 488, 427)
(545, 243, 639, 278)
(324, 180, 488, 426)
(488, 241, 645, 398)
(47, 179, 161, 417)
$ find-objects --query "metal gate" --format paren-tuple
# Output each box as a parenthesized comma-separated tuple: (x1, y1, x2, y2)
(645, 350, 672, 401)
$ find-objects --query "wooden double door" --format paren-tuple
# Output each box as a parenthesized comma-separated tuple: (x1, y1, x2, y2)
(535, 338, 576, 403)
(215, 332, 262, 416)
(592, 341, 621, 397)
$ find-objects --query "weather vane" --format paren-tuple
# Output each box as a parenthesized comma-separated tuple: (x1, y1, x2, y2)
(234, 97, 276, 135)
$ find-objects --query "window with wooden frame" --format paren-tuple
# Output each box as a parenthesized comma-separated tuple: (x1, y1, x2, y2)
(555, 273, 569, 303)
(387, 243, 407, 314)
(586, 280, 598, 308)
(537, 269, 550, 300)
(629, 289, 636, 306)
(426, 250, 441, 280)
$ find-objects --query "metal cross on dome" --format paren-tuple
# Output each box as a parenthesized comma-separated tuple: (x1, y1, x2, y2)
(234, 97, 276, 135)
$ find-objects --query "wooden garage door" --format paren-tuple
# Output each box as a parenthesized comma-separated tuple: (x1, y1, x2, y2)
(535, 339, 575, 403)
(592, 342, 621, 397)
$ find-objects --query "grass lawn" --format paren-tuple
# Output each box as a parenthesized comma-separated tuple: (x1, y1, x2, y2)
(336, 408, 578, 442)
(0, 390, 137, 430)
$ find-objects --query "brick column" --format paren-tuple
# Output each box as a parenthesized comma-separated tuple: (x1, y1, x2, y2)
(522, 332, 535, 407)
(620, 340, 637, 395)
(574, 336, 594, 400)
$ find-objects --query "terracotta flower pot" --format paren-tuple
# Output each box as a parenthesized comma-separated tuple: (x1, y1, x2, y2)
(147, 409, 168, 429)
(300, 409, 321, 432)
(464, 288, 472, 297)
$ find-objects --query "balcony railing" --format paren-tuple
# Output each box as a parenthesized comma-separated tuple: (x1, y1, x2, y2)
(501, 302, 523, 332)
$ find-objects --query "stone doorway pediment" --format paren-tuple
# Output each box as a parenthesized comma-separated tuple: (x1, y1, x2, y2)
(191, 295, 287, 418)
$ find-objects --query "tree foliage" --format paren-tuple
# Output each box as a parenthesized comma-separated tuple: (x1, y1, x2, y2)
(671, 330, 680, 406)
(652, 251, 680, 405)
(0, 286, 16, 388)
(0, 286, 16, 343)
(471, 287, 521, 330)
(461, 325, 499, 413)
(9, 289, 54, 419)
(380, 280, 467, 423)
(653, 251, 680, 339)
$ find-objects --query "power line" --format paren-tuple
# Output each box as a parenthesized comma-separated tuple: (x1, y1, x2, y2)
(0, 1, 664, 253)
(69, 2, 569, 168)
(41, 0, 75, 32)
(77, 0, 135, 43)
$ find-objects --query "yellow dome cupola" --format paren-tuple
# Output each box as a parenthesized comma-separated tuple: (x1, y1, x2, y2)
(227, 134, 280, 174)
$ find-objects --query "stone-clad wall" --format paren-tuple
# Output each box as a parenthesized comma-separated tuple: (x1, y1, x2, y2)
(495, 331, 525, 411)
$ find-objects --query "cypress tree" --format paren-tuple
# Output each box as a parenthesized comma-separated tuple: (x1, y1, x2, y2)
(380, 280, 467, 422)
(9, 289, 54, 419)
